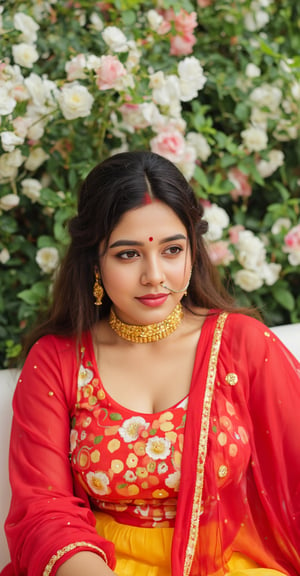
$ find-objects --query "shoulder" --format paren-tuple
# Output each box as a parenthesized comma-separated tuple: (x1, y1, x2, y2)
(221, 312, 274, 356)
(26, 333, 78, 364)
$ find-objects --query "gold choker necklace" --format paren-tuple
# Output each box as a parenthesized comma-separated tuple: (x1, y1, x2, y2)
(109, 303, 183, 343)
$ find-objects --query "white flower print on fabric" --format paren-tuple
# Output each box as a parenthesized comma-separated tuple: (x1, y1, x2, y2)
(145, 436, 171, 460)
(86, 471, 110, 495)
(118, 416, 149, 442)
(165, 470, 181, 491)
(78, 364, 94, 387)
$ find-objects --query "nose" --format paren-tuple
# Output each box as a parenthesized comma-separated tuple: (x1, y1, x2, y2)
(140, 255, 165, 287)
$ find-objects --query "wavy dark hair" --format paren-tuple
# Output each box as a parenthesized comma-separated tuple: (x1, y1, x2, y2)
(23, 150, 253, 355)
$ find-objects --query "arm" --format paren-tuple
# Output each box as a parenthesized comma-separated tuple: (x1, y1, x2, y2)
(227, 316, 300, 570)
(5, 335, 115, 575)
(56, 552, 116, 575)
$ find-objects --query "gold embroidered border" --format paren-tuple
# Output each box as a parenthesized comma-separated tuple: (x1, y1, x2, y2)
(43, 541, 108, 576)
(183, 312, 228, 575)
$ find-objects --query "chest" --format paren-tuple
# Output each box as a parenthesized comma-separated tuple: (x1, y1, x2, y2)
(95, 335, 200, 414)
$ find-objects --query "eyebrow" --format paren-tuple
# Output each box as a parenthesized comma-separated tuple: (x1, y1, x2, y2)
(109, 234, 187, 249)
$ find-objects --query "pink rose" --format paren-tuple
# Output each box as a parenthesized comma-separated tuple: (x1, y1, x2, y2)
(150, 128, 185, 163)
(228, 167, 252, 201)
(284, 224, 300, 249)
(170, 33, 196, 56)
(229, 224, 245, 244)
(283, 224, 300, 265)
(207, 241, 234, 266)
(95, 55, 126, 91)
(173, 9, 197, 34)
(197, 0, 213, 6)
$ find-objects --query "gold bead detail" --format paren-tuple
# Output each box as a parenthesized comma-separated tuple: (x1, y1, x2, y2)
(109, 303, 183, 343)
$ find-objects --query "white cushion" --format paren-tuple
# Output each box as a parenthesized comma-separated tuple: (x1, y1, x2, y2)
(270, 323, 300, 361)
(0, 324, 299, 568)
(0, 369, 20, 569)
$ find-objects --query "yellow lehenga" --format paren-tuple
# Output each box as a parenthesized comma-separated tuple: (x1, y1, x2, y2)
(94, 512, 287, 576)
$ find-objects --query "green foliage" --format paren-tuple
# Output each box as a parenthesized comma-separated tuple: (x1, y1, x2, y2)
(0, 0, 299, 367)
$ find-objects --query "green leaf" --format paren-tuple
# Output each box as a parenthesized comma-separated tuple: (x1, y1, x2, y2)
(272, 287, 295, 311)
(193, 166, 209, 190)
(94, 435, 104, 444)
(109, 413, 123, 421)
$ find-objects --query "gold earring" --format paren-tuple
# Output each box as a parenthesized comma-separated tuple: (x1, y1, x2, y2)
(93, 268, 103, 306)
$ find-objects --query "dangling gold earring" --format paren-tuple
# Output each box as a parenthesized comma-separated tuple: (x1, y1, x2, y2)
(93, 267, 104, 306)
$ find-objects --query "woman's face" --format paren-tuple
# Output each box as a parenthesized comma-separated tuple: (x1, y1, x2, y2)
(99, 200, 192, 325)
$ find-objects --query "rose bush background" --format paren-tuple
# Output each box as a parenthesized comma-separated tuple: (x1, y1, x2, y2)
(0, 0, 299, 367)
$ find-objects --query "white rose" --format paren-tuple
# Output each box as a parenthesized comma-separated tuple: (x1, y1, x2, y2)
(36, 246, 59, 274)
(12, 43, 39, 68)
(250, 107, 268, 130)
(1, 131, 24, 152)
(147, 9, 164, 31)
(287, 252, 300, 266)
(0, 149, 24, 181)
(274, 120, 298, 142)
(271, 218, 291, 235)
(236, 230, 266, 270)
(102, 26, 128, 53)
(126, 41, 141, 71)
(0, 248, 10, 264)
(234, 269, 264, 291)
(244, 9, 269, 31)
(241, 126, 268, 152)
(150, 72, 181, 108)
(25, 147, 49, 171)
(58, 84, 94, 120)
(14, 12, 40, 44)
(178, 57, 207, 102)
(203, 204, 230, 241)
(250, 84, 282, 112)
(21, 178, 42, 202)
(25, 108, 47, 140)
(176, 144, 197, 181)
(86, 55, 102, 71)
(291, 82, 300, 101)
(258, 262, 281, 286)
(89, 12, 104, 31)
(186, 132, 211, 162)
(65, 54, 87, 81)
(0, 194, 20, 211)
(256, 149, 284, 178)
(24, 73, 57, 108)
(245, 63, 261, 78)
(0, 87, 17, 115)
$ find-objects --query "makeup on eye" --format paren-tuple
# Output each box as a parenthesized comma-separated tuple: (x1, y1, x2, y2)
(115, 244, 185, 260)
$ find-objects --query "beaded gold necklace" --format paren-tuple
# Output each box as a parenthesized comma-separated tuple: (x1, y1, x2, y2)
(109, 303, 183, 343)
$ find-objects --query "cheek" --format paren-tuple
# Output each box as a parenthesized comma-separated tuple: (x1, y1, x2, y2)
(101, 262, 135, 292)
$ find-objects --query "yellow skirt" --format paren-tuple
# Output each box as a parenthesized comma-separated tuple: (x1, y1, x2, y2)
(94, 512, 287, 576)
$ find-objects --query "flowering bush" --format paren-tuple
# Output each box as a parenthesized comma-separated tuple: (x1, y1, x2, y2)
(0, 0, 299, 366)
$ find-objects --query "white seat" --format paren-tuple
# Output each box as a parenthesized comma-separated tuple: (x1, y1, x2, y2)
(0, 324, 299, 569)
(0, 369, 20, 569)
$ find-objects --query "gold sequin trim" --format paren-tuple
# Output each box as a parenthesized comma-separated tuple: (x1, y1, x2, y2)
(43, 542, 108, 576)
(225, 372, 238, 386)
(183, 312, 228, 575)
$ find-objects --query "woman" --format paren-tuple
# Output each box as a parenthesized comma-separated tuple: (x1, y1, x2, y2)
(2, 151, 300, 576)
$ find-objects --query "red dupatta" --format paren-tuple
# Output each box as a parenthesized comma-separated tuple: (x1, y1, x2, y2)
(172, 312, 300, 575)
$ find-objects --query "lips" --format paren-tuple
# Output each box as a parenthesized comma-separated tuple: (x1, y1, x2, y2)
(136, 293, 169, 307)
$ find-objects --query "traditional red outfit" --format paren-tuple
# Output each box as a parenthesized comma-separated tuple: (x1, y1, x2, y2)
(2, 312, 300, 575)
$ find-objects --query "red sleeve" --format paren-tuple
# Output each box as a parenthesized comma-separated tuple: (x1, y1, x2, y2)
(4, 335, 115, 576)
(225, 315, 300, 570)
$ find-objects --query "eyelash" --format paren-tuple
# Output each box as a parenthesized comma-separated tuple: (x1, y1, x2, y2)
(116, 246, 184, 260)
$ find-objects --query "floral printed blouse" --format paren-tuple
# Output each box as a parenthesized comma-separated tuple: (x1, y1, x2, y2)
(70, 343, 188, 528)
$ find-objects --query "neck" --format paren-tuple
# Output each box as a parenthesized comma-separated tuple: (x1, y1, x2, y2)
(109, 303, 183, 343)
